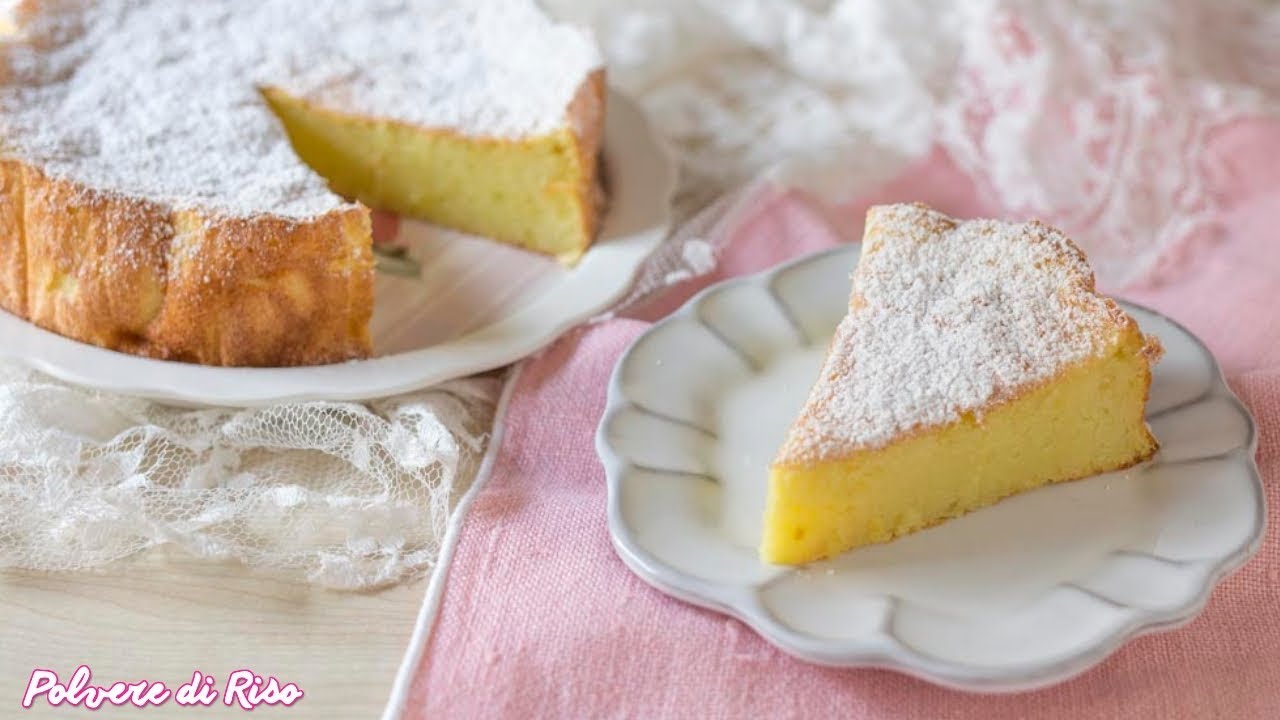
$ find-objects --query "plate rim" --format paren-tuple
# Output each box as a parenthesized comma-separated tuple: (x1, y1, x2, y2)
(0, 87, 677, 407)
(596, 243, 1266, 693)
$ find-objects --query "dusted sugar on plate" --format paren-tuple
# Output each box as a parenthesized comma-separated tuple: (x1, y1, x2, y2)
(763, 203, 1163, 565)
(0, 0, 604, 367)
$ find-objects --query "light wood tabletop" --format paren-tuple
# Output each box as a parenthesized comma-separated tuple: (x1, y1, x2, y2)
(0, 547, 424, 718)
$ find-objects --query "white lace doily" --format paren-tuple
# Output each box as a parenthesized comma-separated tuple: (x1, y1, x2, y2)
(3, 0, 1277, 589)
(0, 360, 499, 589)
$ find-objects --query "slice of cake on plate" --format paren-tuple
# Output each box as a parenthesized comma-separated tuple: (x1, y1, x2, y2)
(0, 0, 603, 366)
(761, 203, 1162, 565)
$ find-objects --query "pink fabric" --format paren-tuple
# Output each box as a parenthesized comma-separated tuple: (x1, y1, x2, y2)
(405, 122, 1280, 719)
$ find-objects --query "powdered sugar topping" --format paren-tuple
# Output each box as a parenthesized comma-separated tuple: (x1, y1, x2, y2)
(0, 0, 601, 218)
(779, 203, 1126, 463)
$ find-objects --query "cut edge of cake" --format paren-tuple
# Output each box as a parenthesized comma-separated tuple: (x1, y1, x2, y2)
(260, 68, 606, 266)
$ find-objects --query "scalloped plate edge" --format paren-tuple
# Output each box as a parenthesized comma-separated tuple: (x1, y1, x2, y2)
(596, 244, 1265, 693)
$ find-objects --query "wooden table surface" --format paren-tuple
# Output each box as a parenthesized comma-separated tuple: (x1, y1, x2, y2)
(0, 547, 424, 718)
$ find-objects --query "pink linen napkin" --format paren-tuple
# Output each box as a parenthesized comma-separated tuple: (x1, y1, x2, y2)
(402, 121, 1280, 719)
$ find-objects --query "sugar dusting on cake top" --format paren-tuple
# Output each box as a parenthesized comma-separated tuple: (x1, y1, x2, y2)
(776, 203, 1139, 464)
(0, 0, 601, 219)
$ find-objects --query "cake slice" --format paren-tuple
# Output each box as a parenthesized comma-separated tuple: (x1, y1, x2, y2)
(761, 204, 1162, 565)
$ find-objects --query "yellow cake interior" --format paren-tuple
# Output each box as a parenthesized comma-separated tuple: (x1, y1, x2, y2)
(762, 330, 1156, 564)
(262, 84, 600, 265)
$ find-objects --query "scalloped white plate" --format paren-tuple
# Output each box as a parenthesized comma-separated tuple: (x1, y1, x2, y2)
(0, 89, 676, 407)
(596, 244, 1264, 692)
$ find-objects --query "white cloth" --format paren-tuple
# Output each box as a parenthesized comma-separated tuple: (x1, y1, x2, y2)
(554, 0, 1280, 286)
(0, 360, 499, 588)
(3, 0, 1276, 589)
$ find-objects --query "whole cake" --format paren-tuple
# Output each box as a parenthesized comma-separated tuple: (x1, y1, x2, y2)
(762, 203, 1162, 565)
(0, 0, 604, 366)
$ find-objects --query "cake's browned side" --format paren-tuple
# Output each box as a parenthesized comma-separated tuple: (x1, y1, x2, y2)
(0, 159, 25, 317)
(1, 162, 374, 366)
(564, 69, 607, 260)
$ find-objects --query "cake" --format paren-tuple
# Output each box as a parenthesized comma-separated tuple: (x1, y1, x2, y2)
(0, 0, 604, 366)
(761, 203, 1162, 565)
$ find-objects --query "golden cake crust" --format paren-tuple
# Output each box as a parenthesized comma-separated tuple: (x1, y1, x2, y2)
(563, 69, 607, 261)
(0, 159, 375, 366)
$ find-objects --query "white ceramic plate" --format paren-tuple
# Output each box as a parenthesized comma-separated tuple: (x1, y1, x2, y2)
(596, 244, 1264, 692)
(0, 90, 676, 407)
